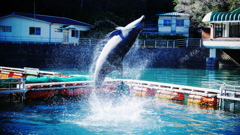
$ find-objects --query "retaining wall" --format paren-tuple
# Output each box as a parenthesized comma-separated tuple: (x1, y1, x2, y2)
(0, 43, 218, 69)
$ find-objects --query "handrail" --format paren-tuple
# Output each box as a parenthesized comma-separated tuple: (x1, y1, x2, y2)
(0, 66, 61, 76)
(0, 36, 202, 47)
(220, 83, 240, 92)
(219, 83, 240, 100)
(0, 78, 25, 91)
(79, 38, 202, 48)
(119, 79, 219, 96)
(0, 36, 71, 45)
(24, 79, 219, 97)
(1, 78, 240, 102)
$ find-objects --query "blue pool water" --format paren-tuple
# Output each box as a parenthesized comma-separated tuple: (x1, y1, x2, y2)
(1, 68, 240, 134)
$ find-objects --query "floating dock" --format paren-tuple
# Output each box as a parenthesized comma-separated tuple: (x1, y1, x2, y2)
(0, 66, 240, 109)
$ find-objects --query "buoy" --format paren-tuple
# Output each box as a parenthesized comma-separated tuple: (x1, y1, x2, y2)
(155, 90, 173, 99)
(12, 73, 23, 78)
(59, 87, 93, 96)
(26, 90, 54, 99)
(0, 71, 9, 79)
(130, 87, 155, 96)
(171, 92, 185, 100)
(98, 86, 115, 93)
(188, 95, 202, 104)
(155, 90, 185, 100)
(202, 96, 218, 106)
(188, 95, 218, 105)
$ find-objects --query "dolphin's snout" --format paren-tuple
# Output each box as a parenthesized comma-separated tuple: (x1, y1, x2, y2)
(138, 15, 145, 24)
(140, 15, 145, 21)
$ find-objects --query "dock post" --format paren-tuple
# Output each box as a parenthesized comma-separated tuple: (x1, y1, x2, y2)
(230, 101, 235, 112)
(219, 84, 224, 109)
(206, 48, 219, 68)
(221, 98, 225, 110)
(21, 93, 26, 103)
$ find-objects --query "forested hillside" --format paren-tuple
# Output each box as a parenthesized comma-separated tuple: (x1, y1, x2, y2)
(1, 0, 239, 38)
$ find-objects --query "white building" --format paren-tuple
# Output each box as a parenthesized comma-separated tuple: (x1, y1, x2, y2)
(202, 8, 240, 67)
(202, 8, 240, 49)
(0, 12, 92, 44)
(157, 12, 190, 37)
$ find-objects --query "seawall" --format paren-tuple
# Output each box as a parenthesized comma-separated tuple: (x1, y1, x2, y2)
(0, 43, 212, 69)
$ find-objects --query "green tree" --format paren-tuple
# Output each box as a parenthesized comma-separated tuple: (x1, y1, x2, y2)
(174, 0, 240, 37)
(174, 0, 240, 26)
(174, 0, 229, 26)
(227, 0, 240, 11)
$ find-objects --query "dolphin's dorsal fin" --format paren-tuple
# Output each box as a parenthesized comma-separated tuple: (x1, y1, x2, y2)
(106, 29, 125, 39)
(106, 30, 122, 38)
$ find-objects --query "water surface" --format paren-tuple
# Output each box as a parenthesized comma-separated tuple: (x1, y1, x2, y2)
(1, 67, 240, 134)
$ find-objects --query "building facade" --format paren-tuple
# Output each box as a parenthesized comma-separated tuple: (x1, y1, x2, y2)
(157, 12, 190, 37)
(202, 8, 240, 49)
(0, 12, 92, 45)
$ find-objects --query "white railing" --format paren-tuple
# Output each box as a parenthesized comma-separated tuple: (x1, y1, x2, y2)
(79, 38, 202, 48)
(2, 78, 240, 103)
(219, 83, 240, 101)
(0, 36, 69, 45)
(0, 36, 202, 47)
(120, 79, 219, 97)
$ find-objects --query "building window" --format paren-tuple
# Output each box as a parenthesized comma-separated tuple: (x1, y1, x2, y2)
(54, 28, 62, 32)
(29, 27, 41, 35)
(176, 20, 184, 26)
(229, 22, 240, 37)
(214, 24, 225, 38)
(163, 20, 171, 26)
(72, 30, 79, 38)
(0, 25, 12, 32)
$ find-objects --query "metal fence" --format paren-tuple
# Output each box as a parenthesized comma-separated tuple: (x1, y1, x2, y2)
(219, 83, 240, 100)
(0, 36, 202, 48)
(79, 38, 202, 48)
(0, 36, 65, 45)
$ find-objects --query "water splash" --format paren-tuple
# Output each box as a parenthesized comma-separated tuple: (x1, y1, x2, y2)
(82, 36, 153, 132)
(89, 39, 109, 76)
(74, 93, 162, 133)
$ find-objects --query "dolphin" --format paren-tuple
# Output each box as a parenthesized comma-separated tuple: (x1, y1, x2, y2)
(94, 15, 145, 90)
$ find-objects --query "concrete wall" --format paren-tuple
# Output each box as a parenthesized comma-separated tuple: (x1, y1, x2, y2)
(0, 43, 213, 70)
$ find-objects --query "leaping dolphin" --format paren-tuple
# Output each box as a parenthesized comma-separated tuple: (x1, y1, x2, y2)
(94, 15, 145, 90)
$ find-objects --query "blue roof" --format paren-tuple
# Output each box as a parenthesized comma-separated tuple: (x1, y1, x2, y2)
(157, 12, 190, 17)
(1, 12, 92, 27)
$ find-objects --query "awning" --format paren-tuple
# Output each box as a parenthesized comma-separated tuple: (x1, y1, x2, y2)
(202, 8, 240, 23)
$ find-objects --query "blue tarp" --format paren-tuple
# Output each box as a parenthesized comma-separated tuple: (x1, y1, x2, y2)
(26, 75, 92, 83)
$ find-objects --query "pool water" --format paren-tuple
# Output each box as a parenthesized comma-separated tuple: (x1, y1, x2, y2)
(49, 67, 240, 89)
(1, 68, 240, 134)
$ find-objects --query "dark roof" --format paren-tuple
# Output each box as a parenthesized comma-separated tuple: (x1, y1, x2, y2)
(157, 12, 190, 17)
(1, 12, 92, 27)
